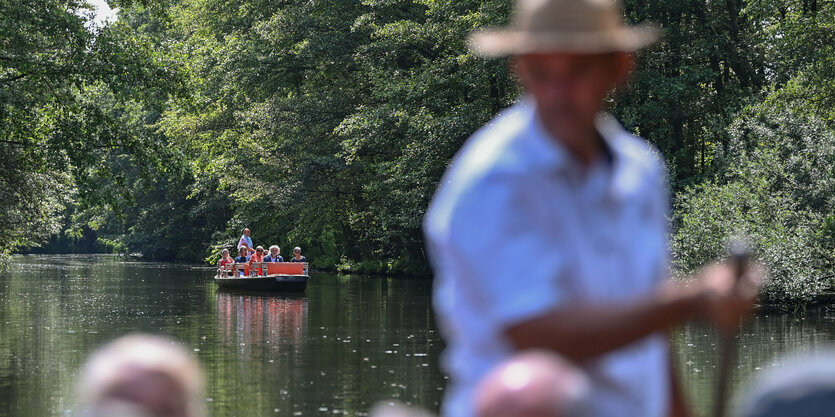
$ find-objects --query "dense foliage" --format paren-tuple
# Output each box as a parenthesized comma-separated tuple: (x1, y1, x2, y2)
(3, 0, 835, 299)
(1, 0, 178, 265)
(671, 0, 835, 303)
(674, 101, 835, 303)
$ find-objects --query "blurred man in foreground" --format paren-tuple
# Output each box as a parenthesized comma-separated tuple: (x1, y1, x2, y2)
(80, 334, 206, 417)
(423, 0, 761, 416)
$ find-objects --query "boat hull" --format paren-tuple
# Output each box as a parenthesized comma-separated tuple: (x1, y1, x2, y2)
(214, 274, 309, 292)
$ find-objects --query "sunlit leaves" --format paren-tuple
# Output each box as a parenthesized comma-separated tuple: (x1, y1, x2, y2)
(674, 99, 835, 303)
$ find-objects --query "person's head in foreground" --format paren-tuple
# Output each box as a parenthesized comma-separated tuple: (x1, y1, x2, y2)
(80, 334, 206, 417)
(737, 349, 835, 417)
(474, 350, 591, 417)
(470, 0, 657, 161)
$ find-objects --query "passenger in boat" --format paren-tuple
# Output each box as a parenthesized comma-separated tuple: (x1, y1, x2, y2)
(234, 248, 250, 276)
(79, 333, 207, 417)
(246, 246, 265, 275)
(290, 247, 307, 263)
(263, 245, 283, 263)
(249, 246, 265, 263)
(237, 228, 254, 254)
(423, 1, 763, 416)
(217, 249, 234, 275)
(234, 248, 250, 264)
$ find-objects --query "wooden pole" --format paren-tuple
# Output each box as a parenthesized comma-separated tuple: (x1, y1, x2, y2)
(713, 240, 750, 417)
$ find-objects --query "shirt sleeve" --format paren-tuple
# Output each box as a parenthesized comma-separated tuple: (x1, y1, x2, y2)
(650, 155, 672, 283)
(443, 173, 569, 330)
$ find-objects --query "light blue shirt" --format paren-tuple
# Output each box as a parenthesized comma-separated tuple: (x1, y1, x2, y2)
(424, 98, 671, 417)
(238, 235, 253, 250)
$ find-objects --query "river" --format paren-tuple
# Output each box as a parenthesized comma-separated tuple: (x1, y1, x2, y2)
(2, 255, 835, 416)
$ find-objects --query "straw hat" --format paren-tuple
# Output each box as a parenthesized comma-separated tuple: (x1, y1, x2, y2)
(469, 0, 659, 56)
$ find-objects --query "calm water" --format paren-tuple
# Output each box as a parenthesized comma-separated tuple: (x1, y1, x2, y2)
(674, 306, 835, 415)
(3, 255, 835, 416)
(0, 255, 444, 417)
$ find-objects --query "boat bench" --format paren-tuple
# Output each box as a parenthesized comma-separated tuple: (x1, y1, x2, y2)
(219, 262, 308, 277)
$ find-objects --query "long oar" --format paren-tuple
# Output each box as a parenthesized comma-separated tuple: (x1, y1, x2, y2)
(713, 240, 750, 417)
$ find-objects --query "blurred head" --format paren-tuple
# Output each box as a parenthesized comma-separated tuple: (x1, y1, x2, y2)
(293, 247, 301, 255)
(515, 52, 632, 142)
(468, 0, 654, 144)
(255, 246, 264, 255)
(474, 350, 591, 417)
(221, 249, 229, 257)
(80, 334, 206, 417)
(738, 350, 835, 417)
(269, 245, 280, 255)
(243, 228, 250, 236)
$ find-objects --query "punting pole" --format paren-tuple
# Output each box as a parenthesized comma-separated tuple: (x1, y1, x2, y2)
(713, 239, 750, 417)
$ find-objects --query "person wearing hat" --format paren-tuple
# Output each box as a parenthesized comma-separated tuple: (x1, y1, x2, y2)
(423, 1, 762, 417)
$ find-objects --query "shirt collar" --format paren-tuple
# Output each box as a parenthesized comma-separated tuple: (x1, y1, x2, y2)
(519, 97, 623, 174)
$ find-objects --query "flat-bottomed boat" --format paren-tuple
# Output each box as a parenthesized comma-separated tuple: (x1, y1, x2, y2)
(215, 262, 309, 292)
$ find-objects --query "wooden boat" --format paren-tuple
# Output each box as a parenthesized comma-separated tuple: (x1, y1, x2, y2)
(215, 262, 310, 292)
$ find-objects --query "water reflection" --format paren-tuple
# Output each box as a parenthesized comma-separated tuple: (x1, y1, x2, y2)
(673, 308, 835, 415)
(6, 255, 835, 417)
(215, 291, 308, 359)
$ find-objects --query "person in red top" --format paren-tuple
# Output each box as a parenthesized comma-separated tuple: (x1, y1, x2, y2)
(217, 249, 234, 276)
(248, 246, 266, 275)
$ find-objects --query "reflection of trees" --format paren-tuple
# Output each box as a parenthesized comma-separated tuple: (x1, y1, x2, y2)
(210, 292, 311, 415)
(303, 275, 445, 415)
(0, 255, 214, 416)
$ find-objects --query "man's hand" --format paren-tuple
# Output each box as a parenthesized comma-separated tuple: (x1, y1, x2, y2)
(694, 262, 763, 335)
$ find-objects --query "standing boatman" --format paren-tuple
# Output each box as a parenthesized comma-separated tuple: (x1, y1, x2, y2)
(423, 1, 762, 416)
(237, 228, 254, 254)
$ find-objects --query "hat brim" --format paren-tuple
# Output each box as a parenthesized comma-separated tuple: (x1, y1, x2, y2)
(469, 23, 659, 57)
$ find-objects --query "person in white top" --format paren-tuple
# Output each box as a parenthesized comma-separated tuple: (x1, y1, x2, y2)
(423, 1, 762, 417)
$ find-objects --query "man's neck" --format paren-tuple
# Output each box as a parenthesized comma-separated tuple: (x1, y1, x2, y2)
(538, 112, 605, 167)
(552, 128, 605, 167)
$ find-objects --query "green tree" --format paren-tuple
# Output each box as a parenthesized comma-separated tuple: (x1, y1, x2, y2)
(674, 98, 835, 303)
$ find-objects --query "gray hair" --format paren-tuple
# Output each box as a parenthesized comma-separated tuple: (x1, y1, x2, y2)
(270, 245, 280, 252)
